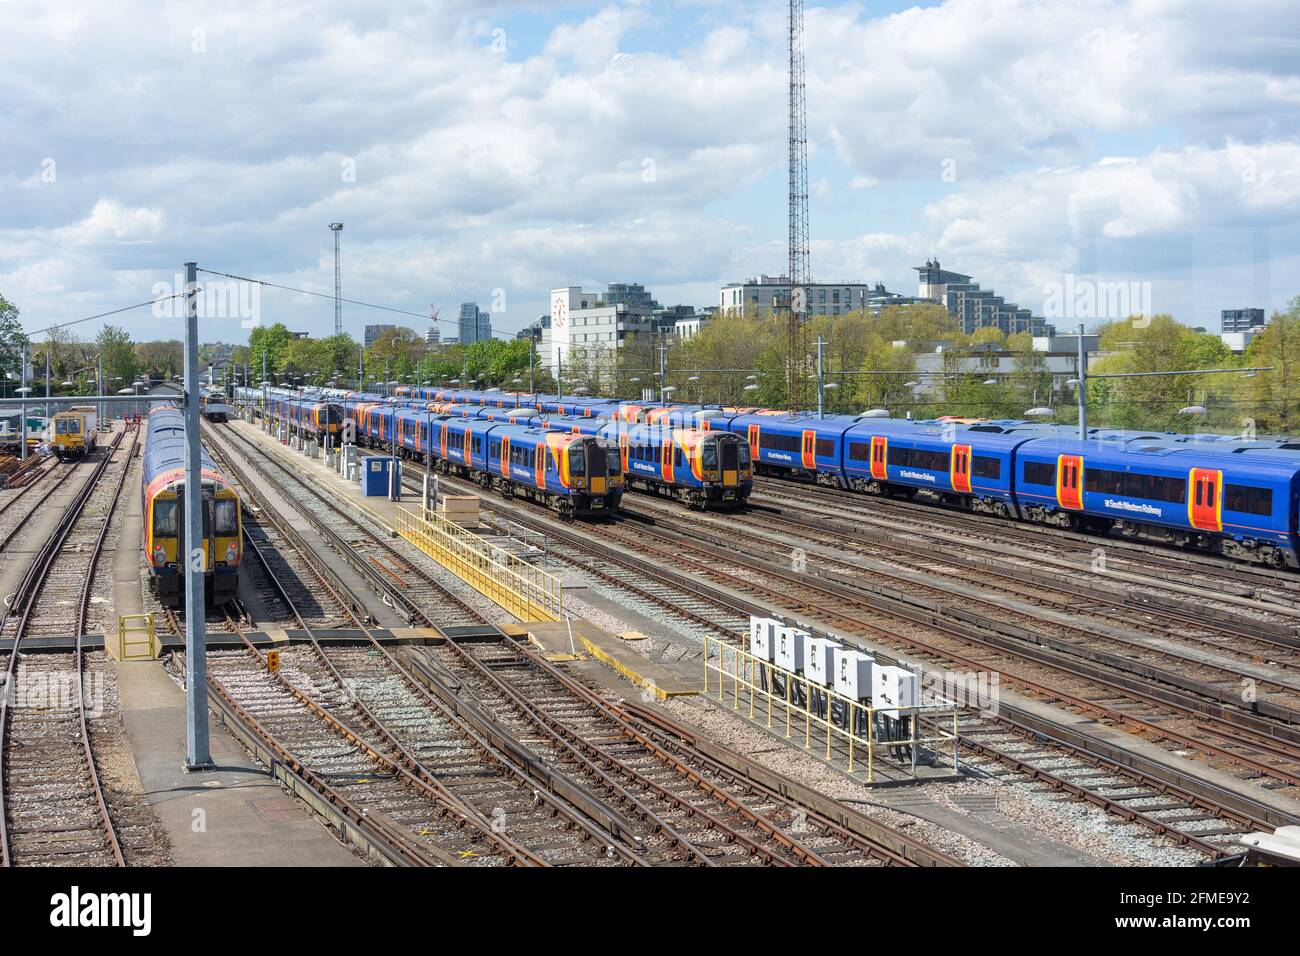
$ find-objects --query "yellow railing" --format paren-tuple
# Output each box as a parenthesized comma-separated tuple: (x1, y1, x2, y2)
(395, 506, 563, 622)
(116, 614, 157, 661)
(703, 636, 960, 783)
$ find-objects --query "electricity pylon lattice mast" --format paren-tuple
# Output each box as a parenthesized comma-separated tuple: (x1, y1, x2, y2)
(787, 0, 811, 409)
(329, 222, 344, 337)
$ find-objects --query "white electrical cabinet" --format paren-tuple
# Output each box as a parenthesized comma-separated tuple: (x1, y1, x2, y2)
(749, 616, 778, 661)
(774, 626, 808, 673)
(873, 665, 917, 719)
(804, 637, 837, 687)
(833, 648, 874, 701)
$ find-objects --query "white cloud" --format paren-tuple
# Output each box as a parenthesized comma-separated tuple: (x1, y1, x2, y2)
(0, 0, 1299, 338)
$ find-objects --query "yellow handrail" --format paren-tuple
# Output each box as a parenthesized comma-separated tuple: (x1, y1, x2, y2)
(394, 506, 563, 622)
(117, 614, 157, 661)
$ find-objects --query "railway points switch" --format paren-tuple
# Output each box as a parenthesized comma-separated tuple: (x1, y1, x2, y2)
(804, 637, 837, 687)
(873, 665, 917, 720)
(748, 616, 779, 661)
(774, 625, 808, 673)
(833, 648, 874, 701)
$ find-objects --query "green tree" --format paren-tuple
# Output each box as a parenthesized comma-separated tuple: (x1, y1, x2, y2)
(0, 292, 28, 390)
(96, 325, 138, 393)
(247, 323, 293, 381)
(1242, 298, 1300, 433)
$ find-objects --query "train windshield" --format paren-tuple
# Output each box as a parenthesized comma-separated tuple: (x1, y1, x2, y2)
(737, 442, 751, 468)
(568, 443, 585, 475)
(153, 499, 178, 536)
(213, 499, 239, 535)
(701, 440, 718, 471)
(605, 445, 622, 476)
(56, 418, 81, 434)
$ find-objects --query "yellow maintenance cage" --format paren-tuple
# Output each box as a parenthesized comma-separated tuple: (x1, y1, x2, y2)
(395, 506, 563, 622)
(703, 636, 961, 783)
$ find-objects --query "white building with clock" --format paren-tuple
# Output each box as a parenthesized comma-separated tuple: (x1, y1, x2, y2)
(547, 286, 655, 374)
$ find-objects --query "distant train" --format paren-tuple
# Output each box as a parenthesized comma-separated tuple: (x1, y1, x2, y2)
(142, 406, 241, 607)
(345, 400, 623, 518)
(378, 386, 1300, 569)
(199, 389, 236, 423)
(233, 384, 1300, 568)
(48, 407, 99, 460)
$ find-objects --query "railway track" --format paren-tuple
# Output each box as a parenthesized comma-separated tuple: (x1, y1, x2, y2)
(0, 426, 167, 866)
(211, 424, 947, 865)
(206, 422, 484, 627)
(425, 633, 921, 865)
(0, 455, 75, 559)
(753, 477, 1300, 605)
(399, 465, 1295, 856)
(593, 515, 1300, 789)
(626, 496, 1300, 721)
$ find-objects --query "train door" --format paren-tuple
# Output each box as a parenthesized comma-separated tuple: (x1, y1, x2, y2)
(1056, 454, 1083, 510)
(747, 424, 761, 459)
(174, 489, 213, 574)
(1189, 468, 1223, 532)
(440, 423, 448, 459)
(618, 431, 629, 473)
(870, 436, 888, 481)
(950, 443, 972, 493)
(500, 435, 511, 478)
(463, 429, 473, 466)
(801, 429, 816, 469)
(662, 435, 675, 483)
(721, 438, 739, 486)
(535, 443, 545, 489)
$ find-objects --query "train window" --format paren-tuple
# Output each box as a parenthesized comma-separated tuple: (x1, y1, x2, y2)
(848, 441, 870, 461)
(1023, 461, 1056, 486)
(1084, 467, 1186, 502)
(761, 432, 804, 454)
(153, 500, 179, 536)
(702, 441, 718, 471)
(606, 447, 622, 475)
(815, 438, 836, 458)
(1225, 484, 1272, 516)
(675, 448, 683, 467)
(972, 456, 1001, 479)
(568, 444, 585, 473)
(213, 499, 239, 535)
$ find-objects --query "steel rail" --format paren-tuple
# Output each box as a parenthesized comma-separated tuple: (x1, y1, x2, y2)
(0, 428, 128, 867)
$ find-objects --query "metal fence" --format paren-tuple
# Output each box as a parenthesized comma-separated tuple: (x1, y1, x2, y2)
(704, 636, 960, 782)
(394, 506, 563, 622)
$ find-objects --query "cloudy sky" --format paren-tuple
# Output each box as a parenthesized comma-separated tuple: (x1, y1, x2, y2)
(2, 0, 1299, 345)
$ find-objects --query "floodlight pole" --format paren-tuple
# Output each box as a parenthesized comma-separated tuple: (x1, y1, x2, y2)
(19, 342, 27, 460)
(183, 261, 212, 770)
(816, 336, 825, 420)
(1076, 322, 1087, 442)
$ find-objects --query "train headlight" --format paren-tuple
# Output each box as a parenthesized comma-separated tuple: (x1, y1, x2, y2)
(152, 545, 166, 566)
(225, 543, 238, 563)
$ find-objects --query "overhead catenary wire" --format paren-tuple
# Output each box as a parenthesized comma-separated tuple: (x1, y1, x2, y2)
(198, 268, 518, 341)
(21, 292, 189, 338)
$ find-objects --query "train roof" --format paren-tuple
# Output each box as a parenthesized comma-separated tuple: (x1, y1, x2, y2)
(1018, 436, 1300, 477)
(142, 406, 229, 489)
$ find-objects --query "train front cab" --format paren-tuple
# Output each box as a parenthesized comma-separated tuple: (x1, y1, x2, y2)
(50, 412, 96, 460)
(145, 479, 242, 607)
(692, 430, 753, 507)
(551, 432, 623, 517)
